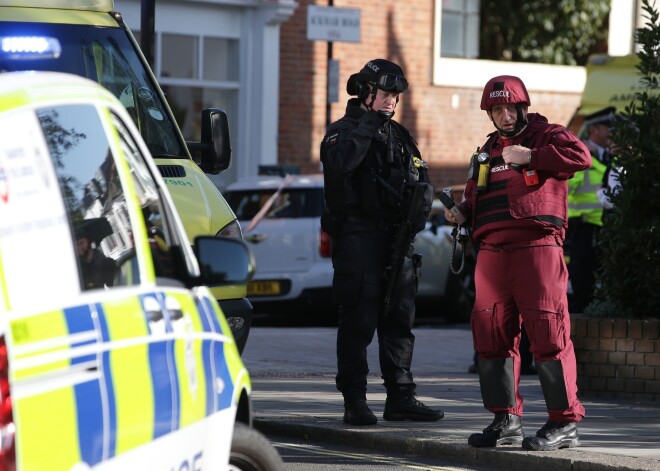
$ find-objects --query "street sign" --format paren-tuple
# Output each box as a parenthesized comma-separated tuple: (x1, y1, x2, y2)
(307, 5, 361, 43)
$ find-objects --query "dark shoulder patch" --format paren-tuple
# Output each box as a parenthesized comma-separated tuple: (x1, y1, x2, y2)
(325, 132, 339, 146)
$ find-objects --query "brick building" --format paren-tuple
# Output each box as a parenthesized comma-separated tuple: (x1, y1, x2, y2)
(278, 0, 635, 190)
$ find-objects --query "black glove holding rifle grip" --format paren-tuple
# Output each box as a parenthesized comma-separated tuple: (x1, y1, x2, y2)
(438, 188, 469, 275)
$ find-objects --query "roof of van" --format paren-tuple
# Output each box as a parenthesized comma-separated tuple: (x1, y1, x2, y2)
(579, 54, 642, 115)
(0, 0, 113, 12)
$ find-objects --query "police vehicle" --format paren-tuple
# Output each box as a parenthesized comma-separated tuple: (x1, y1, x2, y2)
(0, 0, 252, 354)
(0, 71, 283, 470)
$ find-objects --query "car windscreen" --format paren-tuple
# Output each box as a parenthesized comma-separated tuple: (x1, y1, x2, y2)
(0, 22, 185, 159)
(227, 188, 324, 220)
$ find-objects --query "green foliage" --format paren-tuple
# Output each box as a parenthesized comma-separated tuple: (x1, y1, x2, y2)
(480, 0, 610, 65)
(588, 0, 660, 319)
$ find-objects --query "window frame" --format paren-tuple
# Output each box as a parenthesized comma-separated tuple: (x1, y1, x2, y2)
(432, 0, 585, 93)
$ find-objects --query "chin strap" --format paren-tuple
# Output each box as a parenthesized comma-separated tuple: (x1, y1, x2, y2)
(495, 103, 528, 137)
(378, 110, 394, 121)
(364, 85, 396, 121)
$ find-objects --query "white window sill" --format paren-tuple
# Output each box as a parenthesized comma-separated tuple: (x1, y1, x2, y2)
(433, 57, 586, 93)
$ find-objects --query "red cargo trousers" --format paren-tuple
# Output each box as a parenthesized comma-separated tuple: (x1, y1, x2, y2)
(471, 235, 585, 422)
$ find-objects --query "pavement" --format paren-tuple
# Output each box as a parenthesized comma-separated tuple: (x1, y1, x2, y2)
(242, 325, 660, 471)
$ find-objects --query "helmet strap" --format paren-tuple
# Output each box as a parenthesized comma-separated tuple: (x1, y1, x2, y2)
(365, 85, 377, 111)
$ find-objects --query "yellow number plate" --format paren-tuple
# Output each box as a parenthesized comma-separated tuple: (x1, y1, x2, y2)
(247, 281, 281, 296)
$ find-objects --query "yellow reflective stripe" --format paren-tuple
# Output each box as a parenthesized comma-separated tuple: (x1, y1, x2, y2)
(102, 296, 154, 454)
(10, 309, 80, 470)
(0, 90, 28, 113)
(10, 310, 70, 381)
(0, 249, 8, 312)
(172, 292, 208, 428)
(15, 387, 80, 471)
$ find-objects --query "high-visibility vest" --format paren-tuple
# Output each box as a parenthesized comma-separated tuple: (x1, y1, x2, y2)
(568, 157, 607, 226)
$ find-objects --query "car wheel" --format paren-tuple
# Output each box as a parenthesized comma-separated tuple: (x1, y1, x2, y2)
(443, 269, 475, 324)
(229, 422, 285, 471)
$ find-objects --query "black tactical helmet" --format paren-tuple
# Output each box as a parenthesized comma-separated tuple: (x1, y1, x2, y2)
(346, 59, 408, 100)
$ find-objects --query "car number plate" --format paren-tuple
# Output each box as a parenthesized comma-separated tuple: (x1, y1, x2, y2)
(247, 281, 281, 296)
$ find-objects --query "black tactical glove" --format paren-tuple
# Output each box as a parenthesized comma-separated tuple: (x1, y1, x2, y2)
(358, 110, 382, 134)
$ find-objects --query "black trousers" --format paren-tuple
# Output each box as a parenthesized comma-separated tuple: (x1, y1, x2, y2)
(332, 222, 417, 402)
(566, 218, 600, 313)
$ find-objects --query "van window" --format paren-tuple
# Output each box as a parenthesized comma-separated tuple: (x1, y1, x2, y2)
(1, 21, 184, 159)
(37, 104, 138, 290)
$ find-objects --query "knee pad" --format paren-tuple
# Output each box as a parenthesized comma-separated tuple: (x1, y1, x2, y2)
(537, 359, 570, 411)
(478, 357, 516, 408)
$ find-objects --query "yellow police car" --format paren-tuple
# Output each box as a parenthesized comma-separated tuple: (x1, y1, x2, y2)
(0, 0, 252, 354)
(0, 71, 283, 470)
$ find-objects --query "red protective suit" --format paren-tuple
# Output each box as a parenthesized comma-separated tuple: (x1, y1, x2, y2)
(459, 113, 590, 422)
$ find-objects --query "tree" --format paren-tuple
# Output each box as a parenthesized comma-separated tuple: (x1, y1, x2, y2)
(590, 0, 660, 319)
(480, 0, 610, 66)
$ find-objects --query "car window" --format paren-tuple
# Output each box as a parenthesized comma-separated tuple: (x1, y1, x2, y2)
(228, 188, 324, 219)
(110, 113, 184, 280)
(37, 104, 139, 290)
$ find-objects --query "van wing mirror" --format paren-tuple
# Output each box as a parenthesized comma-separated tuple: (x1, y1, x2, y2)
(187, 108, 232, 174)
(193, 236, 254, 287)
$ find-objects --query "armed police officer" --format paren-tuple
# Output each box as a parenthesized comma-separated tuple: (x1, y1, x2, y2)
(320, 59, 443, 426)
(446, 76, 589, 451)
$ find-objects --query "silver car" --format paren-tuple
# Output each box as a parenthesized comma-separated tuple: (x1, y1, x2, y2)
(225, 174, 334, 317)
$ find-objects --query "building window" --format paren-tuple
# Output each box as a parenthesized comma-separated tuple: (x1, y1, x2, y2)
(155, 33, 239, 146)
(203, 37, 239, 81)
(433, 0, 586, 91)
(440, 0, 480, 59)
(161, 34, 199, 79)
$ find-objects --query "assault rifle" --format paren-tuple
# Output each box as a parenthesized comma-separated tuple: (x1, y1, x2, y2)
(382, 181, 431, 317)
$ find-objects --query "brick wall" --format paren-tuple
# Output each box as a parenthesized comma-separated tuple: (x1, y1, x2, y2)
(279, 0, 582, 190)
(571, 316, 660, 402)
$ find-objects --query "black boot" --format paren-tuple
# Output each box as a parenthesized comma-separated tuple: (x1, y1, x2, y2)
(468, 412, 524, 447)
(383, 395, 444, 422)
(522, 420, 580, 451)
(343, 399, 377, 425)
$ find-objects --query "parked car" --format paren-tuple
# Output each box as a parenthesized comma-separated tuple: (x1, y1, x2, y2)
(225, 174, 474, 322)
(0, 71, 282, 470)
(414, 200, 476, 323)
(225, 174, 334, 318)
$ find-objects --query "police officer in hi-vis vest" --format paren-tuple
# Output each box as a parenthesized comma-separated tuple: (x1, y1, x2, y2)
(445, 75, 590, 451)
(320, 59, 442, 426)
(566, 107, 617, 313)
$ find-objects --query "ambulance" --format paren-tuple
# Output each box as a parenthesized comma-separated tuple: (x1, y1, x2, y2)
(567, 53, 642, 136)
(0, 71, 283, 470)
(0, 0, 252, 354)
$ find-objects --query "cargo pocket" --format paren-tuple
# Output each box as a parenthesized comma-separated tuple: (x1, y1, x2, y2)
(523, 301, 565, 358)
(470, 303, 499, 354)
(333, 270, 362, 308)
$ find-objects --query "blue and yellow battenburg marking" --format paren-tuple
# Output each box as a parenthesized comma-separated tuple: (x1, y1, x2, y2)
(8, 290, 237, 470)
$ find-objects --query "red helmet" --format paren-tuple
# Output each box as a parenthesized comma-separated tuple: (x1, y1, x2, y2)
(480, 75, 530, 111)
